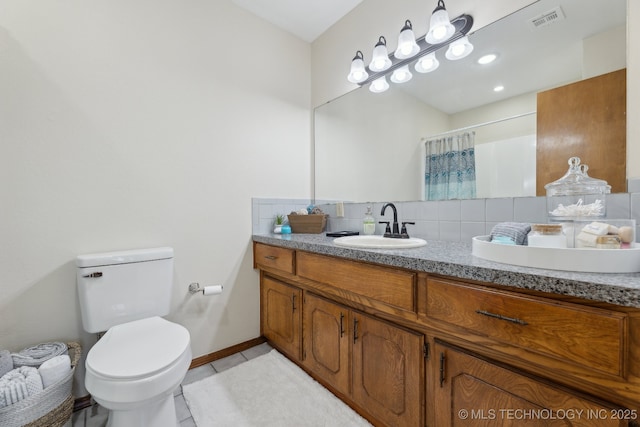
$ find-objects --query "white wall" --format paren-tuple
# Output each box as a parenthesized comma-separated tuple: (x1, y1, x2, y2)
(0, 0, 311, 382)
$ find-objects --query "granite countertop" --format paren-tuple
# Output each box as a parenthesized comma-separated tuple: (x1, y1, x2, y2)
(253, 233, 640, 309)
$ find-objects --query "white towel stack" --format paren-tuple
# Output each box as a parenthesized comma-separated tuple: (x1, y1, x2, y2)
(38, 355, 71, 388)
(0, 351, 12, 378)
(11, 342, 67, 368)
(0, 366, 43, 408)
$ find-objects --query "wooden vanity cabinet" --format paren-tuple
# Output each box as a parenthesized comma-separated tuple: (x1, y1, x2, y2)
(254, 242, 638, 426)
(260, 276, 302, 360)
(302, 292, 424, 427)
(434, 340, 627, 426)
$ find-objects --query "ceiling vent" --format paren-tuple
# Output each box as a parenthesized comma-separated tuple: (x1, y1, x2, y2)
(528, 6, 565, 30)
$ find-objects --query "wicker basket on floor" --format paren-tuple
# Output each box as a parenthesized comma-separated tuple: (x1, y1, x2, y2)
(0, 342, 81, 427)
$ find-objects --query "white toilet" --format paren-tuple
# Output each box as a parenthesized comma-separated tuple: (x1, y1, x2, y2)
(76, 247, 191, 427)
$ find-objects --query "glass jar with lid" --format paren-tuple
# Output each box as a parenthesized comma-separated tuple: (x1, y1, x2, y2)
(544, 157, 610, 222)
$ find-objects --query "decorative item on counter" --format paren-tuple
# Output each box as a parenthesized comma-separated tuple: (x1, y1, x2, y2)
(363, 206, 375, 235)
(574, 220, 635, 249)
(273, 214, 286, 234)
(545, 157, 610, 221)
(489, 222, 531, 246)
(288, 206, 328, 233)
(527, 224, 566, 248)
(281, 225, 291, 234)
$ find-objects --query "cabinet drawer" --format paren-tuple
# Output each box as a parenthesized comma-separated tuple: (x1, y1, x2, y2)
(426, 278, 627, 377)
(297, 252, 415, 313)
(254, 243, 295, 274)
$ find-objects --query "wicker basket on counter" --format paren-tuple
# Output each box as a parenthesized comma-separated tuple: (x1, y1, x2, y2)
(287, 214, 328, 233)
(0, 342, 81, 427)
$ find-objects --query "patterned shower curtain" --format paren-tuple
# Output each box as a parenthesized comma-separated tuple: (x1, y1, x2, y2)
(424, 132, 476, 200)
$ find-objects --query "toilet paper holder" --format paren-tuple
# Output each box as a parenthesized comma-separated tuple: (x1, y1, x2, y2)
(188, 282, 223, 295)
(188, 282, 202, 294)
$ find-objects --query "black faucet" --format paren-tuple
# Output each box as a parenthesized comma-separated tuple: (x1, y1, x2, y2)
(380, 203, 400, 236)
(380, 203, 415, 238)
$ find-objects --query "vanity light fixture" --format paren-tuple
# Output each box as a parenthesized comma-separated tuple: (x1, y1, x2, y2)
(347, 2, 473, 93)
(347, 50, 369, 84)
(415, 52, 440, 73)
(494, 85, 505, 92)
(394, 20, 420, 59)
(390, 65, 413, 84)
(370, 76, 390, 93)
(445, 36, 474, 60)
(425, 0, 456, 44)
(369, 36, 392, 72)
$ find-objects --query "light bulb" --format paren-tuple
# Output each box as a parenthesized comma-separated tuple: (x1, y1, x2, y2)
(391, 65, 413, 83)
(369, 76, 389, 93)
(415, 53, 439, 73)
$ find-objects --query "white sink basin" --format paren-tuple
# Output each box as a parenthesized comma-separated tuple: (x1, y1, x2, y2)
(333, 235, 427, 249)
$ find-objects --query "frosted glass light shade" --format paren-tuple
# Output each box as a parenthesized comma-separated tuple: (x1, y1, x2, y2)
(369, 36, 392, 72)
(347, 51, 369, 83)
(390, 65, 413, 83)
(415, 52, 440, 73)
(445, 36, 473, 60)
(425, 2, 455, 44)
(369, 76, 389, 93)
(394, 20, 419, 59)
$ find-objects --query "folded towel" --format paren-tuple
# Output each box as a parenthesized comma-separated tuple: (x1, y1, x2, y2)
(491, 236, 516, 245)
(12, 342, 67, 368)
(38, 355, 71, 388)
(0, 366, 43, 408)
(0, 350, 12, 378)
(490, 222, 532, 246)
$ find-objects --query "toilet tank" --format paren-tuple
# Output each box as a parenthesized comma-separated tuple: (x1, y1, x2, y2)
(76, 247, 174, 333)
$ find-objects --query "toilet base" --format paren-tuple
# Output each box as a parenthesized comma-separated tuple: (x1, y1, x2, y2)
(104, 393, 178, 427)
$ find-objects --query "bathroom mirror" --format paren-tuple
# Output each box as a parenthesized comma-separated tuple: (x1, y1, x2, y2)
(314, 0, 626, 203)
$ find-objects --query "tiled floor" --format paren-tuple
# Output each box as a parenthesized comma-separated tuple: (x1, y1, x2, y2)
(71, 342, 273, 427)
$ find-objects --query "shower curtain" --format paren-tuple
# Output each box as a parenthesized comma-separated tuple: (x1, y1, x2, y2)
(424, 132, 476, 200)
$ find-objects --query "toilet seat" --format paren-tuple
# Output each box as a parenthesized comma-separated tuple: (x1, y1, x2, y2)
(87, 316, 190, 380)
(85, 316, 191, 407)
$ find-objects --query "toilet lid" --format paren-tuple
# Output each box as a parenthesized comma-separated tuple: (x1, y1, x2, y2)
(87, 316, 191, 379)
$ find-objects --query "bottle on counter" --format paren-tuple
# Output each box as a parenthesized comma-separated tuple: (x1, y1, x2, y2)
(363, 206, 375, 235)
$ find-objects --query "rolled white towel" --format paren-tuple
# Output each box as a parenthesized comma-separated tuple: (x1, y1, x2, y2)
(38, 355, 71, 388)
(12, 342, 67, 368)
(0, 350, 13, 378)
(0, 366, 43, 408)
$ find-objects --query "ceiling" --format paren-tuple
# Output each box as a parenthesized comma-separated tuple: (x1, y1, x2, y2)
(231, 0, 362, 43)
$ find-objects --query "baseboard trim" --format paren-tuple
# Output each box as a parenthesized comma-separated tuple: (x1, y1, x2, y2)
(189, 336, 267, 369)
(73, 336, 267, 411)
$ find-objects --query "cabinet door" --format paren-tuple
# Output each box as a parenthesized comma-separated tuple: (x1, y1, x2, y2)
(261, 276, 302, 359)
(434, 341, 627, 426)
(302, 293, 351, 396)
(352, 313, 424, 427)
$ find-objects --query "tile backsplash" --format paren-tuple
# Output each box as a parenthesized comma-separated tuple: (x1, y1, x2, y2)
(253, 188, 640, 243)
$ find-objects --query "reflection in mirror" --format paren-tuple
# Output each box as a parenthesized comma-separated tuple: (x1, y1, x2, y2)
(314, 0, 626, 203)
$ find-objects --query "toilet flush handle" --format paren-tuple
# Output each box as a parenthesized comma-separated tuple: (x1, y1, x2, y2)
(83, 272, 103, 278)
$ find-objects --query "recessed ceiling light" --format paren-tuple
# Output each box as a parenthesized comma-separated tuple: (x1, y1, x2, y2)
(478, 54, 497, 65)
(494, 85, 505, 92)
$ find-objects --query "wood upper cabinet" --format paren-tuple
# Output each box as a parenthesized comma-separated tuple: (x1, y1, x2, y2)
(536, 69, 626, 195)
(303, 292, 425, 427)
(434, 340, 628, 426)
(260, 276, 301, 359)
